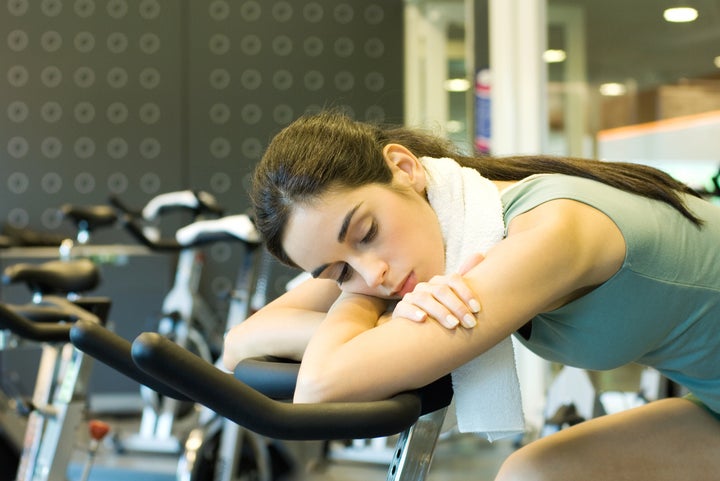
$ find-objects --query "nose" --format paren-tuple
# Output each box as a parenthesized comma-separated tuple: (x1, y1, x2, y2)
(353, 254, 388, 289)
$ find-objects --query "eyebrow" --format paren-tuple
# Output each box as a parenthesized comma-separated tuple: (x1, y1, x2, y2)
(310, 202, 363, 278)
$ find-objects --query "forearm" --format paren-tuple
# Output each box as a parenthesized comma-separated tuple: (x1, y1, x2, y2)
(222, 276, 342, 370)
(222, 307, 324, 369)
(293, 293, 388, 403)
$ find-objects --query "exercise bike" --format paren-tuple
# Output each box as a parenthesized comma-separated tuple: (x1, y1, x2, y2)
(63, 190, 227, 454)
(69, 213, 293, 480)
(172, 214, 293, 481)
(69, 320, 454, 481)
(0, 258, 111, 481)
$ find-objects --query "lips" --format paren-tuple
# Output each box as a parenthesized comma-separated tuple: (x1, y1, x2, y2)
(393, 272, 417, 298)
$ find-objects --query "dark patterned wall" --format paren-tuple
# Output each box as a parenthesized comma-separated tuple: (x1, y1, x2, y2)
(1, 0, 404, 306)
(2, 0, 185, 234)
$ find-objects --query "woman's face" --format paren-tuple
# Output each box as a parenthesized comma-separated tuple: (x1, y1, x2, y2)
(281, 149, 446, 299)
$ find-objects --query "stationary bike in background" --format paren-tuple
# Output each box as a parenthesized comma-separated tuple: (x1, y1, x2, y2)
(61, 190, 229, 454)
(60, 189, 223, 261)
(109, 190, 229, 455)
(61, 189, 227, 365)
(0, 257, 111, 481)
(171, 214, 294, 481)
(108, 189, 227, 363)
(66, 213, 294, 481)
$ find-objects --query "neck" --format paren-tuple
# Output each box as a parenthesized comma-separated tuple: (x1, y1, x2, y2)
(492, 180, 518, 193)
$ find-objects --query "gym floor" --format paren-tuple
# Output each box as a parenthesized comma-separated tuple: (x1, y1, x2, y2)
(294, 435, 515, 481)
(65, 414, 516, 481)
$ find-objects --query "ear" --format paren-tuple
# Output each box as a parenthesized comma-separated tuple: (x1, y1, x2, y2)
(382, 144, 427, 193)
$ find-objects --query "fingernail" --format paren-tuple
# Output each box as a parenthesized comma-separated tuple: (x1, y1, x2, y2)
(415, 310, 426, 321)
(445, 315, 460, 328)
(469, 299, 481, 313)
(463, 314, 477, 328)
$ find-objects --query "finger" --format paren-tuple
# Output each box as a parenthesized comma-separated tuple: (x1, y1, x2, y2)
(445, 273, 482, 315)
(422, 275, 479, 327)
(430, 282, 477, 328)
(401, 290, 461, 329)
(392, 301, 427, 322)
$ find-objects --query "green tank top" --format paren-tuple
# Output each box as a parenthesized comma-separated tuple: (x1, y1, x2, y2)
(501, 174, 720, 412)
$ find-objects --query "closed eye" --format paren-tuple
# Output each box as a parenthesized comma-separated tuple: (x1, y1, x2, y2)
(334, 220, 376, 284)
(361, 221, 377, 244)
(336, 263, 351, 284)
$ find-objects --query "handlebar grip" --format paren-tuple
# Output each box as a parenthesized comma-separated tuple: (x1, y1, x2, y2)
(69, 320, 190, 401)
(131, 332, 423, 440)
(141, 190, 224, 221)
(175, 215, 261, 247)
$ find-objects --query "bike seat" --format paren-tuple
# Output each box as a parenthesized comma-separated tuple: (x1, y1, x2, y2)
(2, 259, 100, 295)
(60, 204, 118, 231)
(130, 332, 454, 440)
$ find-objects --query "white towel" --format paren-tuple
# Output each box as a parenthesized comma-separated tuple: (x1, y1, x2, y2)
(420, 156, 525, 442)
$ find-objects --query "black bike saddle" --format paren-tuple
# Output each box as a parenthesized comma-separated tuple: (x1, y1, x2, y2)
(60, 204, 118, 231)
(2, 258, 100, 295)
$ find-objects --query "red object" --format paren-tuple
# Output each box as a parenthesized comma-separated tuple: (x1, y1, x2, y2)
(88, 419, 111, 441)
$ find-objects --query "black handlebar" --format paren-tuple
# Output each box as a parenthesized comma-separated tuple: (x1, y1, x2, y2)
(131, 332, 425, 440)
(0, 295, 106, 343)
(234, 356, 299, 400)
(117, 214, 183, 252)
(109, 191, 224, 220)
(118, 213, 263, 252)
(107, 194, 143, 218)
(191, 190, 225, 217)
(69, 320, 191, 401)
(0, 303, 72, 343)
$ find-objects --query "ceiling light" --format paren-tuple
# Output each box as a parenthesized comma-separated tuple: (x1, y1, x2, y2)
(444, 78, 471, 92)
(599, 83, 627, 96)
(543, 49, 567, 63)
(663, 7, 698, 23)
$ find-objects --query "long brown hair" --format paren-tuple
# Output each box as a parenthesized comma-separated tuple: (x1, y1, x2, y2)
(251, 109, 702, 266)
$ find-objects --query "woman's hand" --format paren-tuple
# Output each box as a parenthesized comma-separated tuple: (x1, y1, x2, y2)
(391, 253, 485, 329)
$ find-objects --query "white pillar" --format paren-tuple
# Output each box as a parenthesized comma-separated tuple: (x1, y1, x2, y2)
(489, 0, 551, 434)
(489, 0, 548, 155)
(549, 5, 588, 157)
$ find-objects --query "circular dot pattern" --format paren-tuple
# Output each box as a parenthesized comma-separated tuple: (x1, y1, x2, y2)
(1, 0, 401, 304)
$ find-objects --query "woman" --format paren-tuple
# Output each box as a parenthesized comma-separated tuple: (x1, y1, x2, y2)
(223, 110, 720, 480)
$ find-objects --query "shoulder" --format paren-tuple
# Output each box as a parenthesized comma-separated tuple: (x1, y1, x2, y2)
(506, 197, 626, 292)
(502, 173, 619, 223)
